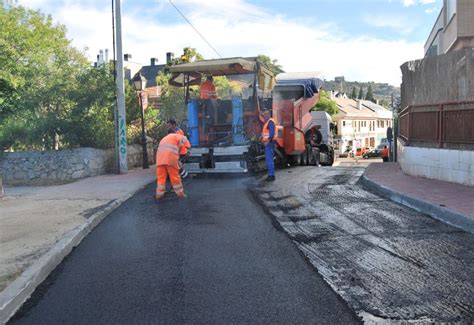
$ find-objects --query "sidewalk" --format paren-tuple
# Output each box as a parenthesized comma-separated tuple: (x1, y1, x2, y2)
(362, 162, 474, 234)
(0, 167, 155, 322)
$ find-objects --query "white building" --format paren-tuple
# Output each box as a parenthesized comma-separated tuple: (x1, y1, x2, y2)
(333, 98, 393, 155)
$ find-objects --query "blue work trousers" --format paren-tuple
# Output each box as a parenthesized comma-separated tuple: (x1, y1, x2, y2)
(265, 141, 275, 177)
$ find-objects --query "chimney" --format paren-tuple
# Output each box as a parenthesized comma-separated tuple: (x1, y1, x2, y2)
(356, 99, 362, 110)
(166, 52, 174, 64)
(124, 53, 132, 61)
(150, 58, 158, 66)
(105, 49, 109, 63)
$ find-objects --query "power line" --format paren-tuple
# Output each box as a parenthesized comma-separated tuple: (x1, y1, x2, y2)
(168, 0, 222, 58)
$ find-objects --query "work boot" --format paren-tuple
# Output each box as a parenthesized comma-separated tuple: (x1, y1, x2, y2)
(265, 176, 275, 182)
(177, 193, 188, 198)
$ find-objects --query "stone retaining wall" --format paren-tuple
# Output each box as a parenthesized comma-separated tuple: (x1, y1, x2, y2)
(0, 144, 155, 185)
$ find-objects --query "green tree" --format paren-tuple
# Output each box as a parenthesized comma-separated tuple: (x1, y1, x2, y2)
(147, 71, 188, 141)
(171, 47, 204, 65)
(365, 85, 374, 102)
(313, 90, 338, 116)
(63, 65, 116, 148)
(358, 87, 364, 100)
(379, 99, 390, 108)
(213, 76, 242, 99)
(0, 3, 146, 151)
(350, 87, 357, 99)
(257, 54, 284, 75)
(0, 3, 88, 150)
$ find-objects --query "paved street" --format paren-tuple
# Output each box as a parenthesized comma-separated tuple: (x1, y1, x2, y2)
(252, 166, 474, 323)
(10, 176, 360, 324)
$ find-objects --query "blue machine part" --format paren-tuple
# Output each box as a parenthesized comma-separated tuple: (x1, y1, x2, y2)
(232, 96, 245, 145)
(187, 100, 199, 147)
(276, 77, 323, 98)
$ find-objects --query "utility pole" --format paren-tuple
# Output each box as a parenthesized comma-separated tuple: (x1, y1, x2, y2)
(114, 0, 128, 173)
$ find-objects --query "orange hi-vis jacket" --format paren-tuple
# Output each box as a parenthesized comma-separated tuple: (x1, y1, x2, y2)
(262, 118, 276, 145)
(174, 128, 189, 155)
(156, 133, 191, 169)
(199, 81, 217, 100)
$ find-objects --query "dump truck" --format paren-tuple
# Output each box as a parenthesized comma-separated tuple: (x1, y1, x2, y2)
(167, 58, 334, 173)
(272, 73, 335, 166)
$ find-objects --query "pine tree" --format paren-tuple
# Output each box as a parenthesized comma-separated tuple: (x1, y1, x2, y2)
(351, 87, 357, 99)
(358, 87, 364, 99)
(365, 85, 374, 102)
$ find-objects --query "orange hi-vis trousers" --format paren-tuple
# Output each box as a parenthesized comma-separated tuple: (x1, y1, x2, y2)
(156, 165, 184, 199)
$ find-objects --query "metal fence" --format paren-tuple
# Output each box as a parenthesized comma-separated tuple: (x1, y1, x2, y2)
(399, 100, 474, 146)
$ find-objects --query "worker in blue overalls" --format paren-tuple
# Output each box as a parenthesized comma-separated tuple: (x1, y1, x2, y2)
(261, 109, 276, 182)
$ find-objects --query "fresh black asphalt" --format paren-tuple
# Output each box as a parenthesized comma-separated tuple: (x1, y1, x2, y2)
(10, 176, 360, 324)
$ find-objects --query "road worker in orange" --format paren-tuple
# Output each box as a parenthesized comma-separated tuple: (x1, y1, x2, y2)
(381, 145, 389, 162)
(199, 75, 217, 100)
(200, 76, 218, 125)
(155, 128, 191, 199)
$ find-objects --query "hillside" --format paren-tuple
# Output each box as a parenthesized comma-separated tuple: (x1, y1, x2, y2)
(323, 79, 400, 108)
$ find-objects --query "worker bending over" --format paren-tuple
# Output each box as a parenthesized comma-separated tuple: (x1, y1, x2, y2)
(262, 109, 276, 182)
(155, 129, 191, 199)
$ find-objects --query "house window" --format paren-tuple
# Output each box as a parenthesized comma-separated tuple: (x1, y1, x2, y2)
(343, 121, 346, 127)
(447, 0, 456, 23)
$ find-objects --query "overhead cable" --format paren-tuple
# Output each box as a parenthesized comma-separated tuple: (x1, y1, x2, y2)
(168, 0, 222, 58)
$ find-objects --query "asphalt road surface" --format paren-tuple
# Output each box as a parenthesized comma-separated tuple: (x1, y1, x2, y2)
(10, 176, 360, 324)
(252, 166, 474, 323)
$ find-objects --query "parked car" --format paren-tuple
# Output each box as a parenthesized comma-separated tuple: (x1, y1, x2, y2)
(355, 147, 370, 157)
(363, 148, 383, 159)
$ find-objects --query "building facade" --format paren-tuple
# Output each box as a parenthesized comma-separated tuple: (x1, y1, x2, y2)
(424, 0, 474, 57)
(333, 98, 393, 156)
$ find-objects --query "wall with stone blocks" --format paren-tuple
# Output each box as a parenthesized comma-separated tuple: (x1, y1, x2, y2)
(398, 142, 474, 186)
(0, 144, 155, 185)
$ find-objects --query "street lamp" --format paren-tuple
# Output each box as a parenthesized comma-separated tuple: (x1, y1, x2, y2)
(132, 72, 149, 169)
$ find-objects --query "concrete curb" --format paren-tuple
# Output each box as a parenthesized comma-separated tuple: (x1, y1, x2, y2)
(360, 173, 474, 235)
(0, 183, 152, 324)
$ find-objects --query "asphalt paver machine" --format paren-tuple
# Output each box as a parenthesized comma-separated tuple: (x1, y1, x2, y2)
(168, 57, 276, 173)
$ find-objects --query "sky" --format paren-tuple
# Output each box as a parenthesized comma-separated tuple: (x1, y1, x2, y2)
(16, 0, 443, 86)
